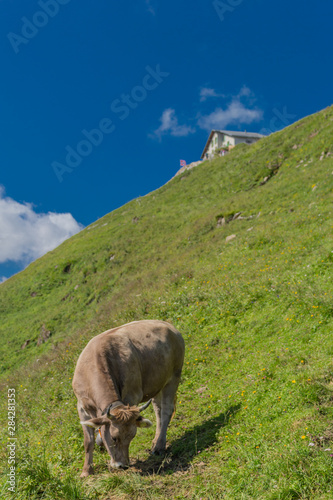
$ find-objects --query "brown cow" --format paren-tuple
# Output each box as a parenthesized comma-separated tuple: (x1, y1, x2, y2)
(72, 320, 185, 477)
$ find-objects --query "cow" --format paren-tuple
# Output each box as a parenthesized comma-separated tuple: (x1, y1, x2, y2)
(72, 320, 185, 477)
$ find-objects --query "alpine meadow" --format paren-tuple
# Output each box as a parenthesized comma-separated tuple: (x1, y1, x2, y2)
(1, 105, 333, 500)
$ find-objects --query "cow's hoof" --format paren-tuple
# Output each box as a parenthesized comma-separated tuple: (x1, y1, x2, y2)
(151, 449, 165, 456)
(80, 470, 93, 478)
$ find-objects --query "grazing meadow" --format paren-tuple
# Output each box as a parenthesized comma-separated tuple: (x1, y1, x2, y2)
(1, 106, 333, 499)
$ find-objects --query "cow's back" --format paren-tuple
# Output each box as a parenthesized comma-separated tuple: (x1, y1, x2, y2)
(119, 320, 184, 395)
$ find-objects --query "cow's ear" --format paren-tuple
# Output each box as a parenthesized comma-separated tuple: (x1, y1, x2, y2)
(136, 416, 153, 428)
(81, 417, 111, 429)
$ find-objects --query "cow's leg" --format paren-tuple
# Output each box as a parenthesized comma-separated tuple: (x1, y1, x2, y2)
(78, 405, 95, 477)
(151, 377, 179, 454)
(100, 424, 116, 469)
(151, 392, 162, 451)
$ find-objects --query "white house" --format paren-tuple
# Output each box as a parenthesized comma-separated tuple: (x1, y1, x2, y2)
(201, 130, 265, 160)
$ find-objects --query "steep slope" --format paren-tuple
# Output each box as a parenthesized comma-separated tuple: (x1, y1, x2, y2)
(1, 105, 333, 499)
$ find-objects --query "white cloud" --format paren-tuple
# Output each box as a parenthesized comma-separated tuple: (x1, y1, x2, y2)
(237, 85, 252, 98)
(200, 85, 252, 102)
(150, 108, 195, 140)
(199, 87, 225, 102)
(150, 86, 263, 141)
(197, 97, 263, 131)
(0, 276, 7, 283)
(0, 187, 83, 266)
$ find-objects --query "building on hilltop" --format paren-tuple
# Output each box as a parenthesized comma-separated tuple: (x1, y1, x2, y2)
(201, 130, 265, 160)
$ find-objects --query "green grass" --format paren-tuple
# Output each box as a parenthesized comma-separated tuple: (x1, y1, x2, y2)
(1, 105, 333, 499)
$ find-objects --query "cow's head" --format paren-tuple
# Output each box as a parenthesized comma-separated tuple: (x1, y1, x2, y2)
(81, 402, 152, 469)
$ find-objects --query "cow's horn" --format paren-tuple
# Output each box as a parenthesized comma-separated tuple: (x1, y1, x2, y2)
(139, 399, 152, 412)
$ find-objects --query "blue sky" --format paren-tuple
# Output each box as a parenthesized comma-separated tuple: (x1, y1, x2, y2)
(0, 0, 332, 280)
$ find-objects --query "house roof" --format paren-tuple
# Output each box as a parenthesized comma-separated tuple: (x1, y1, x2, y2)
(200, 129, 265, 159)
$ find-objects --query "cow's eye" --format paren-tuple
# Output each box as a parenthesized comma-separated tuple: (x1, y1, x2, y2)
(111, 437, 118, 444)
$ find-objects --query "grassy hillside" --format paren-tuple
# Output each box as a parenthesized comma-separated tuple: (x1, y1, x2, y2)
(1, 105, 333, 499)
